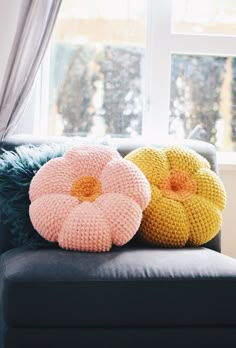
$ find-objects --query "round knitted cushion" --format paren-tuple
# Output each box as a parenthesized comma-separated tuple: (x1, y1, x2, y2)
(29, 145, 151, 252)
(125, 146, 226, 247)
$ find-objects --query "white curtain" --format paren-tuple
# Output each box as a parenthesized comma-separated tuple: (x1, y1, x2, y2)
(0, 0, 61, 140)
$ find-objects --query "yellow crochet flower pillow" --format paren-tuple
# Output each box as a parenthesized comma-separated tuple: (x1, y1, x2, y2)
(125, 146, 226, 247)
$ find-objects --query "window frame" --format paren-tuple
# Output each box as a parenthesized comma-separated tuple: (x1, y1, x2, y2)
(145, 0, 236, 142)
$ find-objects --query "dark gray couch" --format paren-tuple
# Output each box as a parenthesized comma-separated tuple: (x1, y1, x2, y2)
(0, 136, 236, 348)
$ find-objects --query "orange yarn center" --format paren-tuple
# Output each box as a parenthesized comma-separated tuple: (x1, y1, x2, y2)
(70, 176, 102, 202)
(160, 169, 197, 202)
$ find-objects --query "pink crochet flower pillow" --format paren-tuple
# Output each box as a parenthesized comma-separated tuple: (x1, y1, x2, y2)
(29, 145, 151, 252)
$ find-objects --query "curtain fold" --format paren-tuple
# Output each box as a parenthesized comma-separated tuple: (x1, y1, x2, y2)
(0, 0, 62, 140)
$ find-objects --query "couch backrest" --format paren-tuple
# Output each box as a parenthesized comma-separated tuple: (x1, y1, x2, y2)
(0, 135, 221, 253)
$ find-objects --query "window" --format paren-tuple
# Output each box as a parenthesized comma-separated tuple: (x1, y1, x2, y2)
(172, 0, 236, 35)
(170, 0, 236, 151)
(46, 0, 146, 138)
(39, 0, 236, 151)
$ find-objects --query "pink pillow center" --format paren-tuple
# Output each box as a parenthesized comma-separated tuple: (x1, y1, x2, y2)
(70, 176, 102, 202)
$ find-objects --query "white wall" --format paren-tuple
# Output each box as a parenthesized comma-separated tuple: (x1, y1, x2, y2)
(220, 168, 236, 258)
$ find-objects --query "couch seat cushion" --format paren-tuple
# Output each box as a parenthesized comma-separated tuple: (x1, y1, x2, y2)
(2, 246, 236, 328)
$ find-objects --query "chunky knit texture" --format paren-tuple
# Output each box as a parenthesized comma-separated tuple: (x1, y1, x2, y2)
(125, 146, 226, 247)
(29, 145, 151, 252)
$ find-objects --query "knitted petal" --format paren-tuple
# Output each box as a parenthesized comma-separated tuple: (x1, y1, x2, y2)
(194, 168, 226, 211)
(164, 147, 210, 175)
(125, 147, 169, 186)
(58, 203, 111, 252)
(100, 159, 151, 210)
(183, 195, 222, 246)
(29, 157, 79, 202)
(29, 194, 78, 242)
(64, 145, 121, 178)
(140, 186, 189, 247)
(94, 193, 142, 246)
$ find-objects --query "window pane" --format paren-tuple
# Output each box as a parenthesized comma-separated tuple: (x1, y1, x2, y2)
(170, 54, 236, 151)
(172, 0, 236, 35)
(48, 0, 146, 137)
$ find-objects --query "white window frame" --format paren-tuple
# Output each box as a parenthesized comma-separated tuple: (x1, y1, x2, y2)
(144, 0, 236, 143)
(23, 0, 236, 165)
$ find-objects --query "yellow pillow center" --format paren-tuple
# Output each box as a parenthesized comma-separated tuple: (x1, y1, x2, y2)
(160, 169, 197, 202)
(70, 176, 102, 202)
